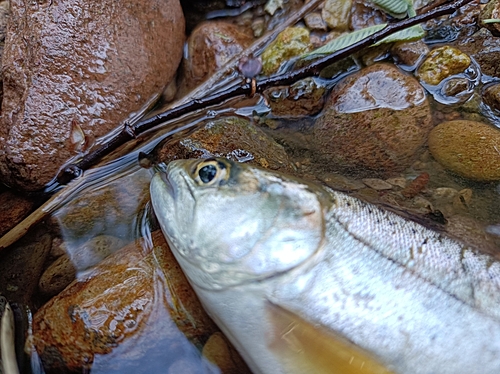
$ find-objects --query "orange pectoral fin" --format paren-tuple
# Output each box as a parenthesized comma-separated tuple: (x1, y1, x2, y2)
(266, 302, 395, 374)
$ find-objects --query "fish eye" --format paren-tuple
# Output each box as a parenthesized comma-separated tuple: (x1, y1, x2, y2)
(193, 159, 229, 186)
(199, 164, 217, 183)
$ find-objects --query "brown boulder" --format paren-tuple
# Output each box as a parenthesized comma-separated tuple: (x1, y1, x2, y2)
(178, 20, 253, 97)
(0, 0, 185, 190)
(32, 231, 222, 373)
(313, 63, 432, 176)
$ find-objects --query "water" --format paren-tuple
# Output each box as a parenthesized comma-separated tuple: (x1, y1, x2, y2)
(2, 2, 500, 374)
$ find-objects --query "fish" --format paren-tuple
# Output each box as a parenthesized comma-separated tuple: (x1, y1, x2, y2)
(150, 157, 500, 374)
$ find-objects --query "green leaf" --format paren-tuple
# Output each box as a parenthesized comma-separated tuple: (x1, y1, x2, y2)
(303, 24, 387, 57)
(370, 0, 409, 18)
(374, 24, 426, 45)
(482, 18, 500, 24)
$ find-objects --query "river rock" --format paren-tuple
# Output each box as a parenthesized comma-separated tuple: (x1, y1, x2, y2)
(313, 63, 432, 176)
(32, 230, 224, 373)
(391, 40, 429, 68)
(479, 0, 500, 37)
(428, 120, 500, 182)
(261, 27, 311, 75)
(178, 20, 253, 97)
(482, 83, 500, 112)
(39, 235, 126, 297)
(0, 0, 185, 191)
(458, 28, 500, 78)
(0, 190, 33, 237)
(0, 226, 51, 305)
(349, 0, 386, 30)
(416, 46, 471, 86)
(264, 77, 326, 117)
(155, 116, 295, 173)
(322, 0, 352, 31)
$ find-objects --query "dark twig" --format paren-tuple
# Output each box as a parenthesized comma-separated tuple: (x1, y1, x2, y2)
(57, 0, 473, 185)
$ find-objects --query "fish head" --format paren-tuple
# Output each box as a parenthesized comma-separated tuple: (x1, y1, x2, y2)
(150, 158, 328, 290)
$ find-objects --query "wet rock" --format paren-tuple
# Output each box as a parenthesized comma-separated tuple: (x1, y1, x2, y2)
(0, 0, 10, 103)
(178, 21, 253, 97)
(0, 190, 34, 237)
(53, 168, 151, 239)
(304, 12, 328, 31)
(264, 78, 326, 117)
(322, 0, 352, 31)
(391, 40, 429, 68)
(428, 120, 500, 182)
(38, 254, 76, 298)
(261, 27, 311, 75)
(39, 235, 126, 297)
(479, 0, 500, 37)
(482, 83, 500, 112)
(416, 46, 471, 85)
(0, 0, 185, 191)
(349, 0, 386, 30)
(362, 178, 393, 190)
(458, 28, 500, 78)
(155, 116, 295, 173)
(0, 226, 51, 305)
(313, 63, 432, 176)
(32, 231, 223, 373)
(202, 332, 250, 374)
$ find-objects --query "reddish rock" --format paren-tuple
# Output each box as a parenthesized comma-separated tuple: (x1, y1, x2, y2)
(32, 231, 222, 373)
(0, 0, 185, 190)
(0, 190, 34, 237)
(313, 63, 432, 177)
(178, 21, 253, 97)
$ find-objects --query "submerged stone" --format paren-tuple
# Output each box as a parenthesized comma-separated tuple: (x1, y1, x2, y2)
(313, 63, 432, 177)
(428, 120, 500, 182)
(416, 46, 471, 86)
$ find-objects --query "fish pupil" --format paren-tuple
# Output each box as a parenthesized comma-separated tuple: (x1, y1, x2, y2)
(199, 165, 217, 183)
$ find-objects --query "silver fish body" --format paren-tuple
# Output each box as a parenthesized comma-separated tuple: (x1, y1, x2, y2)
(150, 158, 500, 374)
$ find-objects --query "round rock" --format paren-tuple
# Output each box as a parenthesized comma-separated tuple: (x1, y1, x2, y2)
(428, 120, 500, 181)
(313, 63, 432, 176)
(0, 0, 185, 190)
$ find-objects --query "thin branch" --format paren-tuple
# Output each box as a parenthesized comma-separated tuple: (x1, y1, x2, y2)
(56, 0, 473, 185)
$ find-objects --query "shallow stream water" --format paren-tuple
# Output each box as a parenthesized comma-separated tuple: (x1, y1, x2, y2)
(1, 1, 500, 373)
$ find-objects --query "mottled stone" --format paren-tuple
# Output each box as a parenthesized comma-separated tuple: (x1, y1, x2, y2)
(261, 27, 311, 75)
(349, 0, 386, 30)
(313, 63, 432, 176)
(322, 0, 352, 31)
(458, 28, 500, 78)
(479, 0, 500, 37)
(264, 78, 326, 117)
(155, 116, 295, 174)
(428, 120, 500, 181)
(483, 83, 500, 112)
(391, 40, 429, 68)
(32, 231, 223, 373)
(416, 46, 471, 85)
(0, 0, 185, 190)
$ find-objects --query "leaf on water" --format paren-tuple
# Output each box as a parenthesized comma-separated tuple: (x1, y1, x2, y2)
(369, 0, 410, 18)
(482, 18, 500, 24)
(302, 24, 387, 57)
(374, 24, 426, 45)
